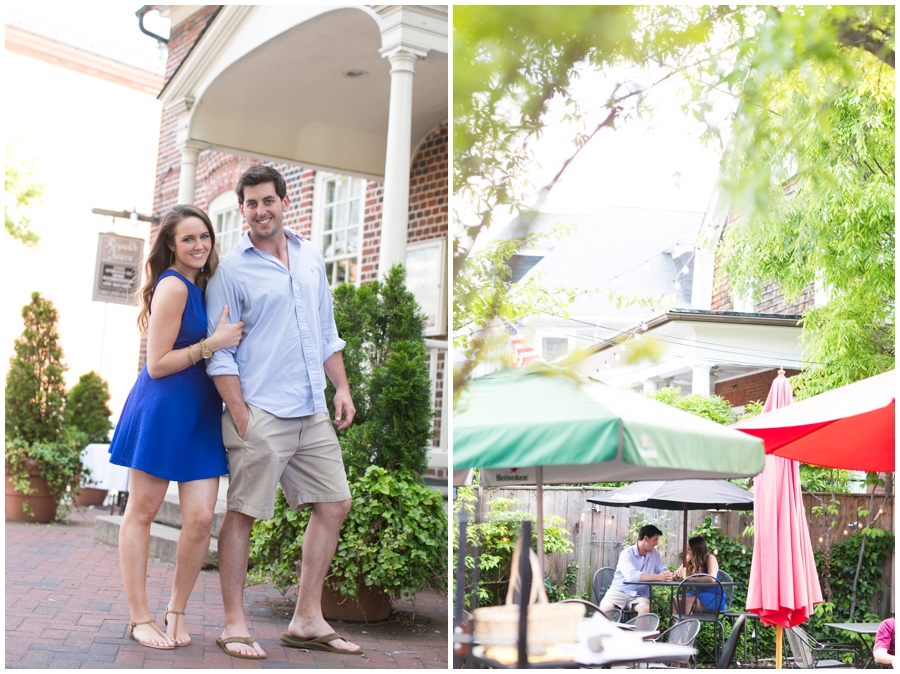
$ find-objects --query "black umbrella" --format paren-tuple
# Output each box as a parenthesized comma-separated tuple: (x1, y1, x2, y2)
(587, 479, 754, 566)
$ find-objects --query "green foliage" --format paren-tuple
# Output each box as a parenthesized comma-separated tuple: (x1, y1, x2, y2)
(329, 265, 433, 475)
(644, 386, 737, 425)
(5, 427, 89, 520)
(545, 562, 581, 603)
(812, 529, 894, 624)
(5, 142, 43, 247)
(64, 371, 112, 443)
(452, 488, 575, 609)
(6, 292, 67, 444)
(625, 512, 677, 562)
(248, 467, 447, 601)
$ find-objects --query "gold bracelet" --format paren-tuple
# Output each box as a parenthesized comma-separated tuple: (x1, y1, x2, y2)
(199, 338, 213, 359)
(188, 344, 197, 366)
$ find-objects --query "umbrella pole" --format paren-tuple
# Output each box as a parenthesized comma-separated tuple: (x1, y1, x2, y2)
(682, 504, 688, 575)
(776, 626, 783, 669)
(536, 467, 545, 581)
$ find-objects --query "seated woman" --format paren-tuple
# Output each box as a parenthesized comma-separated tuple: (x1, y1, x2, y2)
(672, 536, 726, 614)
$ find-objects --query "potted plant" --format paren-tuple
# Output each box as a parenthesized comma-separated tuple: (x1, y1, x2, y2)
(5, 292, 87, 522)
(64, 371, 113, 506)
(249, 265, 448, 619)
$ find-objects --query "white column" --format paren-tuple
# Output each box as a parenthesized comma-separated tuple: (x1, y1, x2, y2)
(378, 46, 426, 280)
(691, 365, 712, 397)
(176, 141, 207, 204)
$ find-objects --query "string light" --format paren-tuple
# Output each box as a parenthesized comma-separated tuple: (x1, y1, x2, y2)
(641, 322, 648, 331)
(673, 281, 681, 290)
(682, 265, 690, 275)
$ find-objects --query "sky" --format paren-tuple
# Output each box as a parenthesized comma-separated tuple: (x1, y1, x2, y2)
(481, 60, 732, 240)
(5, 2, 167, 72)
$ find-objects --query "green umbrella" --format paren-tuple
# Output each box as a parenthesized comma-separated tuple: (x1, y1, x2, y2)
(454, 367, 765, 572)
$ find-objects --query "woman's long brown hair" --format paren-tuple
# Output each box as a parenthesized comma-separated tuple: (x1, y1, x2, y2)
(685, 535, 711, 577)
(135, 204, 219, 333)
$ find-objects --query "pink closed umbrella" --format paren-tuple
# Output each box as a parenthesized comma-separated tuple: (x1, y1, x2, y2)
(744, 370, 823, 668)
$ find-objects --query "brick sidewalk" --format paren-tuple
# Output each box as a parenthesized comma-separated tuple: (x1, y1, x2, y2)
(6, 506, 448, 669)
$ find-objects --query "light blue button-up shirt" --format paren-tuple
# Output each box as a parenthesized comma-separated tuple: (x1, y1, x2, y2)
(608, 544, 668, 598)
(205, 228, 346, 418)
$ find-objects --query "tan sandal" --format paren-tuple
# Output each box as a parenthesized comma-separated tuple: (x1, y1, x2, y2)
(163, 607, 191, 647)
(127, 619, 175, 650)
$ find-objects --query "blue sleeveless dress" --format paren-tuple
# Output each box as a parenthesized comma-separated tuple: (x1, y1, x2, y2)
(108, 270, 228, 482)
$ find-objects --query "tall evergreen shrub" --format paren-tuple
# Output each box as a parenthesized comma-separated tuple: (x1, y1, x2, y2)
(6, 292, 67, 444)
(328, 264, 433, 475)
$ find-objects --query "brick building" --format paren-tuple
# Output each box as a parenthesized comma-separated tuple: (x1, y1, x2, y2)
(570, 191, 817, 411)
(143, 6, 448, 477)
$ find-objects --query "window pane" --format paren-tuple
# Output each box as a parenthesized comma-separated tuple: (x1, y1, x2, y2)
(337, 176, 348, 202)
(324, 205, 333, 230)
(347, 257, 358, 284)
(335, 259, 347, 285)
(347, 227, 358, 254)
(322, 233, 333, 256)
(335, 202, 347, 229)
(325, 262, 334, 284)
(325, 179, 335, 204)
(349, 198, 360, 225)
(350, 178, 362, 198)
(334, 230, 345, 255)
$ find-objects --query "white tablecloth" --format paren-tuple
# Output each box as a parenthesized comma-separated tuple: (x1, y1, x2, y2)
(81, 444, 130, 492)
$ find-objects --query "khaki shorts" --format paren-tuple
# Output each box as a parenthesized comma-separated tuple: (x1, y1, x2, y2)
(222, 404, 351, 519)
(600, 588, 649, 612)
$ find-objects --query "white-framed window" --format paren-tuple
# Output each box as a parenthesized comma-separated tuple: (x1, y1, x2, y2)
(208, 190, 243, 256)
(406, 237, 448, 336)
(313, 172, 366, 287)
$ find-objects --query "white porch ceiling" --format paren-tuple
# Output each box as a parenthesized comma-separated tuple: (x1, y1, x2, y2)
(188, 7, 447, 179)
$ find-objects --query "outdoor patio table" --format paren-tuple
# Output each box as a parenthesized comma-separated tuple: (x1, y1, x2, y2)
(623, 579, 739, 620)
(468, 635, 694, 668)
(825, 622, 882, 669)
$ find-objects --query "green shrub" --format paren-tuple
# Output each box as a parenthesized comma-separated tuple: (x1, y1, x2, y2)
(452, 488, 575, 609)
(64, 371, 112, 443)
(249, 466, 447, 601)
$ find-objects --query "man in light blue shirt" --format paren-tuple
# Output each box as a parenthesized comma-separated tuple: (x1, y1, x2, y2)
(205, 166, 359, 659)
(599, 524, 672, 616)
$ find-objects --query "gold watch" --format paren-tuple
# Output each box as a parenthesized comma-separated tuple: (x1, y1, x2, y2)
(199, 338, 213, 359)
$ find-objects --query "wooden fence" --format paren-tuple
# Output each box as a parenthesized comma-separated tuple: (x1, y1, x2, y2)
(472, 486, 894, 614)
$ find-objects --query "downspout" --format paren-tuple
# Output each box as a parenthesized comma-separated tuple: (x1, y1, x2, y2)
(136, 6, 169, 44)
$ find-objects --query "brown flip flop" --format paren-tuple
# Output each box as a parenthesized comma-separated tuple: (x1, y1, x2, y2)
(216, 635, 265, 659)
(128, 620, 175, 650)
(281, 632, 361, 654)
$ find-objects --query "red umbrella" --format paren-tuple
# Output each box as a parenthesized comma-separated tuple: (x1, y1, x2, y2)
(732, 370, 894, 471)
(743, 370, 823, 668)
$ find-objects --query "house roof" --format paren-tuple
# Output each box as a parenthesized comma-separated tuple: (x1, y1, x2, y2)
(499, 206, 704, 325)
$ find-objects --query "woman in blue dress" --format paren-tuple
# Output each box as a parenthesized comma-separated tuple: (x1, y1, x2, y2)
(673, 535, 726, 613)
(108, 205, 243, 650)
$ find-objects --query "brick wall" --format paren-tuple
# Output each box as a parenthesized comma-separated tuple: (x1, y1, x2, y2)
(715, 368, 802, 407)
(407, 122, 448, 245)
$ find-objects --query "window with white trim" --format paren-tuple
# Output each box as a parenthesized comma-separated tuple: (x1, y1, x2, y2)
(208, 190, 242, 256)
(314, 173, 365, 287)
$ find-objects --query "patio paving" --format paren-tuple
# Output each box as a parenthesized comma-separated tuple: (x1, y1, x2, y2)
(6, 505, 448, 669)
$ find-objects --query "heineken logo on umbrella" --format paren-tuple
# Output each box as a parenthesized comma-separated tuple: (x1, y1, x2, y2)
(637, 433, 658, 459)
(495, 468, 530, 482)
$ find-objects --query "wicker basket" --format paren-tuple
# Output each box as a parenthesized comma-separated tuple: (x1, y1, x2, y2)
(473, 542, 585, 650)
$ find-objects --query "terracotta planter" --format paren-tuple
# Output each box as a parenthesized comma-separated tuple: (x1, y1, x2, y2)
(73, 487, 108, 506)
(5, 461, 59, 523)
(321, 583, 392, 622)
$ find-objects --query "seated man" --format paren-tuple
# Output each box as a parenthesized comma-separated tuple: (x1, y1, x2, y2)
(599, 524, 672, 616)
(873, 617, 895, 667)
